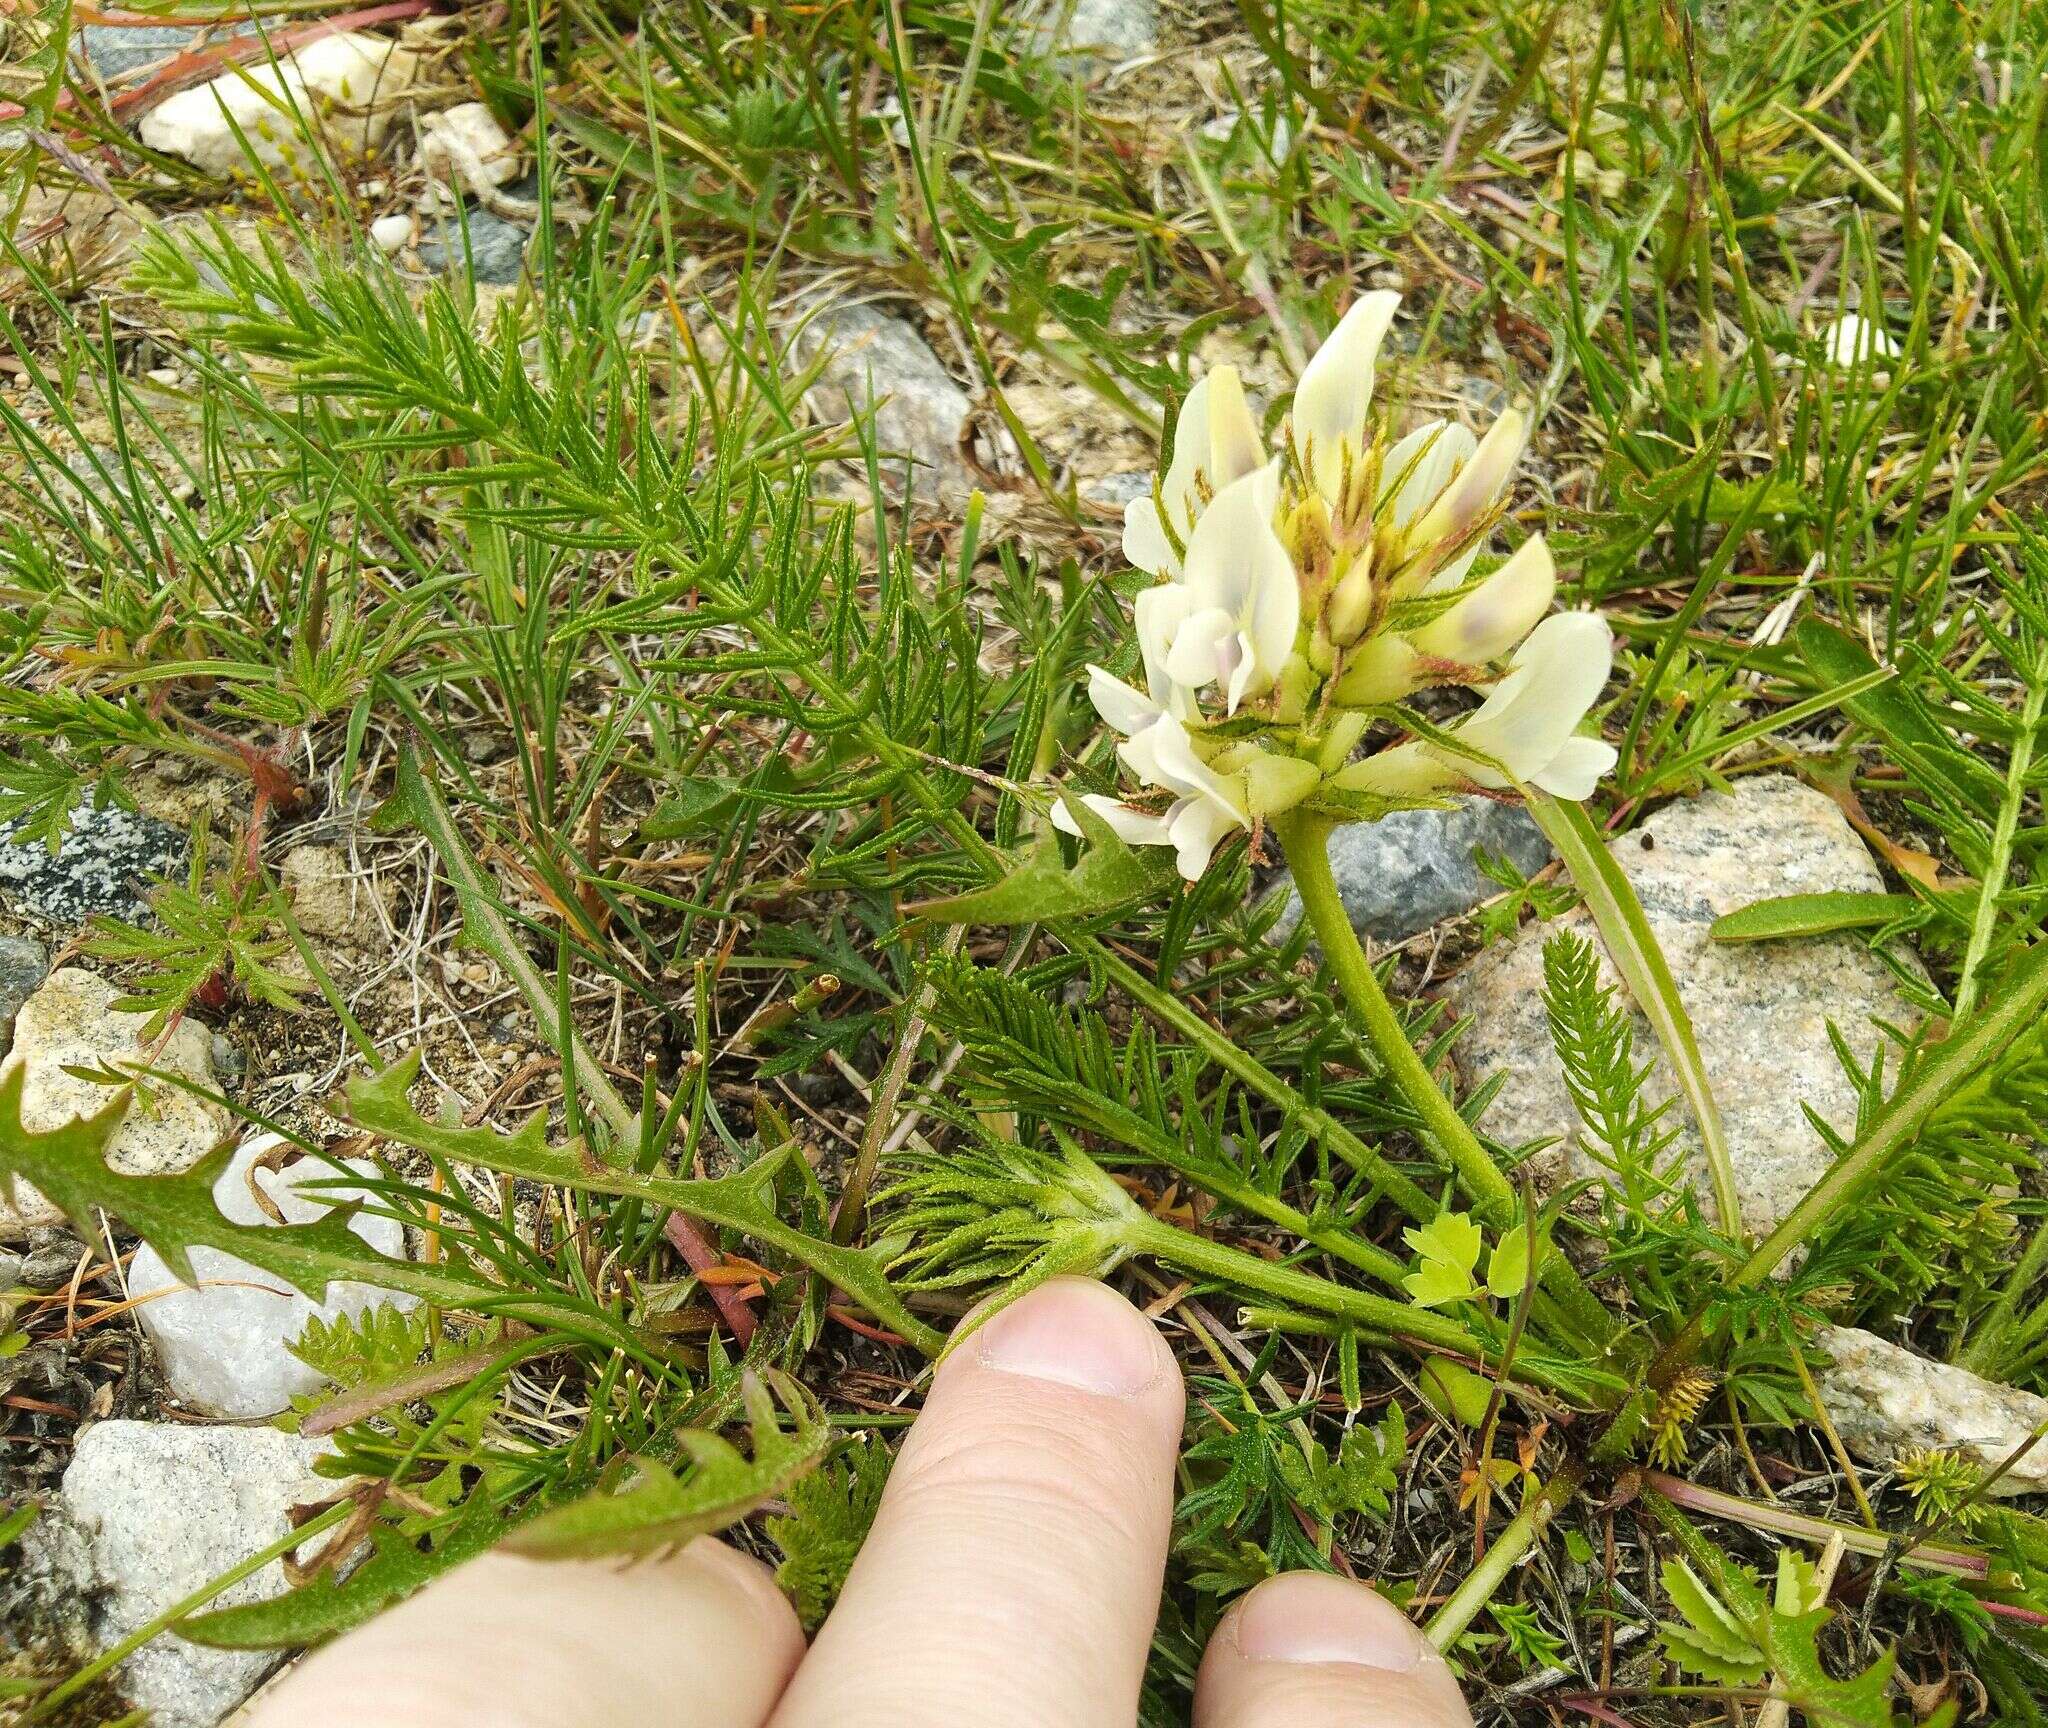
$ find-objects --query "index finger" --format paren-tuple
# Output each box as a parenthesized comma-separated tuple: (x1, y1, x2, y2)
(768, 1277, 1185, 1728)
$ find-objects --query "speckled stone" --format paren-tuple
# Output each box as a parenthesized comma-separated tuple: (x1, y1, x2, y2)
(1816, 1326, 2048, 1496)
(52, 1422, 330, 1727)
(1082, 470, 1151, 509)
(1446, 775, 1921, 1239)
(1022, 0, 1159, 62)
(788, 301, 972, 507)
(0, 968, 229, 1238)
(280, 842, 394, 947)
(1270, 797, 1553, 945)
(0, 803, 185, 926)
(76, 23, 251, 83)
(0, 934, 47, 1054)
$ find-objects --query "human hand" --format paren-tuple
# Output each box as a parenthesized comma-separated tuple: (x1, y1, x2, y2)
(246, 1278, 1475, 1728)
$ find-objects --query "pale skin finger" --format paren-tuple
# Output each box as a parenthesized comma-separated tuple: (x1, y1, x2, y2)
(1192, 1571, 1475, 1728)
(238, 1537, 804, 1728)
(768, 1276, 1185, 1728)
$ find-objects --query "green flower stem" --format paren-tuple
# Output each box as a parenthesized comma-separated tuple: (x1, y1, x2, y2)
(1422, 1457, 1584, 1651)
(1272, 811, 1619, 1355)
(1275, 811, 1515, 1226)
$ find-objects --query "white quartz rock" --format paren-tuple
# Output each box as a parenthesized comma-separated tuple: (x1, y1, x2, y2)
(368, 212, 413, 254)
(129, 1133, 415, 1418)
(418, 100, 523, 193)
(138, 32, 417, 178)
(0, 967, 229, 1238)
(1447, 776, 1923, 1239)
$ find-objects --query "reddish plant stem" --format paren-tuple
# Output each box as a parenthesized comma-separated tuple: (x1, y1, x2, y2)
(661, 1212, 759, 1347)
(1, 0, 430, 123)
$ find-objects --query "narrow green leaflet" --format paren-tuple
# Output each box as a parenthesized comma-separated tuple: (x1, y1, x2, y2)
(508, 1373, 829, 1560)
(910, 798, 1177, 927)
(345, 1057, 944, 1356)
(1795, 620, 2004, 820)
(1529, 793, 1742, 1240)
(1711, 891, 1926, 942)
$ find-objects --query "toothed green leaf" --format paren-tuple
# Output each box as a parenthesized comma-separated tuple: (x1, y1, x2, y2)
(507, 1373, 829, 1560)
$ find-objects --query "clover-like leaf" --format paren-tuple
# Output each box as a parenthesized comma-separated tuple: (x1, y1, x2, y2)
(1485, 1222, 1531, 1300)
(1401, 1211, 1483, 1308)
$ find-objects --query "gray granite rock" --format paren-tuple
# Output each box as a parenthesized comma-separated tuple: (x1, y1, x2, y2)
(1082, 470, 1151, 509)
(1271, 796, 1552, 945)
(416, 177, 535, 285)
(0, 968, 229, 1237)
(130, 1133, 416, 1417)
(50, 1422, 331, 1727)
(0, 804, 185, 926)
(1816, 1326, 2048, 1496)
(1446, 774, 1920, 1239)
(76, 23, 250, 83)
(789, 301, 972, 506)
(0, 934, 47, 1053)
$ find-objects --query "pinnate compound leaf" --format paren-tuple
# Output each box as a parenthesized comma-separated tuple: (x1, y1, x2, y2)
(1659, 1558, 1765, 1677)
(1485, 1223, 1532, 1299)
(344, 1055, 943, 1356)
(182, 1489, 521, 1650)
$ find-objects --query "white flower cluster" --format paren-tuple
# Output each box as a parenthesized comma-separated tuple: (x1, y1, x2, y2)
(1055, 291, 1617, 879)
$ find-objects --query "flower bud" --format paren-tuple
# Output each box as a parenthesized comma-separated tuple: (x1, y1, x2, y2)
(1323, 557, 1376, 648)
(1405, 536, 1556, 666)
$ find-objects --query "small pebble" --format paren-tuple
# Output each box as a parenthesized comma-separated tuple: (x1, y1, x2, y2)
(144, 366, 180, 386)
(20, 1238, 85, 1291)
(369, 213, 412, 254)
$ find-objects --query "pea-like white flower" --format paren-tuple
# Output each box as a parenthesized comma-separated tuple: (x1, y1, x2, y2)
(1148, 463, 1297, 713)
(1122, 366, 1264, 577)
(1336, 611, 1616, 801)
(1053, 698, 1252, 880)
(1385, 408, 1527, 598)
(1054, 734, 1323, 880)
(1292, 289, 1401, 518)
(1056, 288, 1618, 890)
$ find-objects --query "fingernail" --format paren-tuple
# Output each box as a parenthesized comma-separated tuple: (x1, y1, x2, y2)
(1230, 1573, 1433, 1670)
(973, 1277, 1166, 1398)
